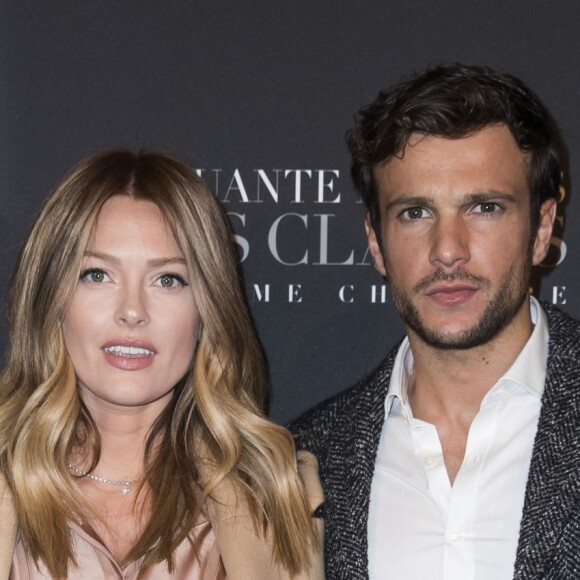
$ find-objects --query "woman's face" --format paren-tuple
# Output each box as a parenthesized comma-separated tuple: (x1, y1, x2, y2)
(62, 195, 199, 415)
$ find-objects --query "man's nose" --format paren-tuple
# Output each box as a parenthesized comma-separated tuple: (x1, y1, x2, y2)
(428, 215, 471, 269)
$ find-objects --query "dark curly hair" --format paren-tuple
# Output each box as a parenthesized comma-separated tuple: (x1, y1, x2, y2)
(347, 64, 561, 237)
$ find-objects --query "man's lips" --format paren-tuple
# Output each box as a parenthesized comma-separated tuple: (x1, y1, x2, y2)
(425, 284, 479, 306)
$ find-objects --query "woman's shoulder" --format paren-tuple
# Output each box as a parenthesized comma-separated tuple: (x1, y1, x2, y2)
(0, 477, 18, 580)
(206, 460, 324, 580)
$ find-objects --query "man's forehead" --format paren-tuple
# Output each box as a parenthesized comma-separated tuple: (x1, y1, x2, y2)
(372, 126, 530, 201)
(383, 125, 523, 162)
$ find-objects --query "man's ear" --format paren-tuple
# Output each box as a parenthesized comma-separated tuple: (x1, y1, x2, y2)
(365, 213, 387, 277)
(532, 198, 557, 266)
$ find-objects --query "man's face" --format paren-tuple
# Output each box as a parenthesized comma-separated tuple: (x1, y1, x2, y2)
(366, 125, 556, 350)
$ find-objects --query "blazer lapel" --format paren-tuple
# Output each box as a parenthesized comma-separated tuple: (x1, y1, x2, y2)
(514, 309, 580, 578)
(324, 351, 395, 579)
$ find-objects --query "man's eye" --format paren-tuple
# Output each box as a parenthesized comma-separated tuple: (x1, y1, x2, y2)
(154, 274, 188, 288)
(401, 207, 428, 220)
(473, 202, 501, 214)
(80, 268, 110, 284)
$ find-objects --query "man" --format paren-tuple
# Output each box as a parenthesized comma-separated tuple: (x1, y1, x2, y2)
(291, 64, 580, 580)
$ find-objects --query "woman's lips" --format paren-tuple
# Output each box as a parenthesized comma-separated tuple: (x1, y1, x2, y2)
(104, 345, 155, 357)
(101, 339, 156, 371)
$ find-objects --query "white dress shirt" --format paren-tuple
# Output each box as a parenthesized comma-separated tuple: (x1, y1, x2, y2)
(368, 296, 549, 580)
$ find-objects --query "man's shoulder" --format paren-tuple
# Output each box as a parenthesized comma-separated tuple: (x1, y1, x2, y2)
(541, 303, 580, 391)
(289, 341, 401, 454)
(543, 302, 580, 346)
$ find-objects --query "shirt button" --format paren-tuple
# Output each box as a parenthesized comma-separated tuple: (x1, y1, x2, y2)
(449, 530, 463, 542)
(424, 457, 435, 467)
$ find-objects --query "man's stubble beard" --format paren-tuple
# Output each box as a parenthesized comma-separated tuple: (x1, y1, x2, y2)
(387, 257, 532, 351)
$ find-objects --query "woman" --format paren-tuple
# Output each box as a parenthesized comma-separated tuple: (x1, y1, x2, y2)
(0, 150, 323, 579)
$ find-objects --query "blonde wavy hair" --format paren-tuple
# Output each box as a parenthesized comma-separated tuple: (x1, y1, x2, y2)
(0, 150, 317, 578)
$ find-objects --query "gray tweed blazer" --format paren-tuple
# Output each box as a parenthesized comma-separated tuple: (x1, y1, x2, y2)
(291, 304, 580, 580)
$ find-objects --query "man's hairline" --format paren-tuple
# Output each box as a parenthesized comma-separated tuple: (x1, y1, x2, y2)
(366, 123, 541, 241)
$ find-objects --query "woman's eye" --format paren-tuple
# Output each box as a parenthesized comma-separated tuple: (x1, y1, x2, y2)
(80, 268, 110, 284)
(155, 274, 188, 288)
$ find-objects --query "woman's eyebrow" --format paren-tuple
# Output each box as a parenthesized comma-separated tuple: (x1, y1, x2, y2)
(83, 250, 120, 265)
(83, 252, 186, 268)
(146, 257, 187, 267)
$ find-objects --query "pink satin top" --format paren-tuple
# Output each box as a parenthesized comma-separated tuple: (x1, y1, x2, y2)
(10, 517, 226, 579)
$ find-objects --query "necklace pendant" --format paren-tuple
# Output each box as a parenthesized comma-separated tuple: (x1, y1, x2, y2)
(121, 485, 130, 495)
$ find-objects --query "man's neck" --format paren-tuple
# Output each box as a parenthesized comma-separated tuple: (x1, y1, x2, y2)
(407, 300, 534, 422)
(405, 301, 534, 484)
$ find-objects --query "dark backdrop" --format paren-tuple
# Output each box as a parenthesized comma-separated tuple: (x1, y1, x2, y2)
(1, 1, 579, 423)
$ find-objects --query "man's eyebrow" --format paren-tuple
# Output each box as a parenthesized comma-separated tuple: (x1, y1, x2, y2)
(384, 191, 520, 213)
(459, 191, 519, 205)
(83, 251, 186, 268)
(385, 195, 435, 213)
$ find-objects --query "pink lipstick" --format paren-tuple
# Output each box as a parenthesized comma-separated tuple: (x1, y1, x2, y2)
(101, 338, 156, 371)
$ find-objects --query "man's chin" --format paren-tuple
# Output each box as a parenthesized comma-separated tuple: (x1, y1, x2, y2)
(409, 326, 495, 351)
(402, 306, 496, 350)
(405, 306, 524, 351)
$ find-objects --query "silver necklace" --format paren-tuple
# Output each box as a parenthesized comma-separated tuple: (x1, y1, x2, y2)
(68, 463, 144, 496)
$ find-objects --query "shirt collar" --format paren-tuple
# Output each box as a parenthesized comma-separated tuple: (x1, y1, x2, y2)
(385, 295, 549, 414)
(501, 295, 548, 398)
(385, 337, 413, 414)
